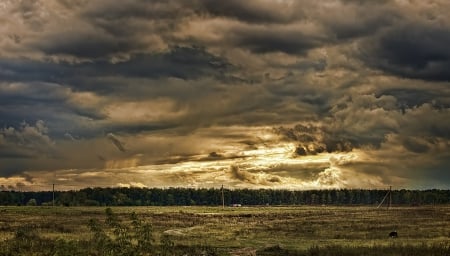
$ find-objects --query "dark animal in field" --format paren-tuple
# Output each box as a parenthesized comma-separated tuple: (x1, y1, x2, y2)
(389, 231, 398, 238)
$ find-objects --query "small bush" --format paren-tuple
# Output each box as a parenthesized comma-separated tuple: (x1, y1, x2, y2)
(26, 198, 37, 206)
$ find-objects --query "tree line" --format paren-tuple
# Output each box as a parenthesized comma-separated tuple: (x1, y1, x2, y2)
(0, 187, 449, 206)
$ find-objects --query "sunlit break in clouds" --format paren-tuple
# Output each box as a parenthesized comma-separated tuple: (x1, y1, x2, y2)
(1, 0, 449, 191)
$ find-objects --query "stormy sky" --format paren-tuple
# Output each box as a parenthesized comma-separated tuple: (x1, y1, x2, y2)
(1, 0, 449, 191)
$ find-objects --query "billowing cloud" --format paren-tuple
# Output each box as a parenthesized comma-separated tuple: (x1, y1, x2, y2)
(0, 120, 53, 158)
(229, 165, 282, 185)
(0, 0, 449, 190)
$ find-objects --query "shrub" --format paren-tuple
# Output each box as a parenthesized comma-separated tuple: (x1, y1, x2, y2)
(26, 198, 37, 206)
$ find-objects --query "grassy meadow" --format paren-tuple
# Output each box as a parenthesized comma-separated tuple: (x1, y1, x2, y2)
(0, 205, 449, 255)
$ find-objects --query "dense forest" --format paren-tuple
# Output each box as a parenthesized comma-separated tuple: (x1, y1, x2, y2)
(0, 187, 449, 206)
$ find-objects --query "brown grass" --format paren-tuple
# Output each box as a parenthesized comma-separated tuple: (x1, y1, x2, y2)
(0, 205, 449, 255)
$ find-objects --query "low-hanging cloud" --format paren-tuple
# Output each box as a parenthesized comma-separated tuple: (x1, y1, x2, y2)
(229, 165, 282, 185)
(106, 133, 126, 152)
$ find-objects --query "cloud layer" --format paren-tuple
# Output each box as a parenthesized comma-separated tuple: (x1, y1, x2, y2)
(0, 0, 449, 190)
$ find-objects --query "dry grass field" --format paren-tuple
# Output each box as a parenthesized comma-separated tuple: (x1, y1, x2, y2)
(0, 205, 449, 255)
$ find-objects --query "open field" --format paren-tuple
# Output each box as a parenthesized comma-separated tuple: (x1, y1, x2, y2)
(0, 205, 449, 255)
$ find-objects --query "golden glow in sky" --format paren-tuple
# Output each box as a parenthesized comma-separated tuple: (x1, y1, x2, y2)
(1, 0, 449, 191)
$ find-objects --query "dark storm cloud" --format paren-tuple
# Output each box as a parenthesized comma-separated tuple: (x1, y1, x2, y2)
(0, 121, 53, 151)
(232, 26, 324, 55)
(36, 31, 142, 59)
(0, 121, 56, 175)
(0, 82, 67, 106)
(0, 58, 70, 83)
(376, 88, 440, 109)
(0, 81, 106, 139)
(101, 123, 180, 143)
(29, 0, 188, 59)
(289, 59, 327, 72)
(401, 104, 450, 139)
(0, 82, 99, 123)
(277, 93, 450, 158)
(187, 0, 399, 55)
(198, 0, 302, 24)
(361, 22, 450, 81)
(198, 0, 395, 40)
(0, 47, 230, 86)
(321, 0, 397, 40)
(278, 99, 394, 155)
(110, 47, 231, 80)
(81, 0, 191, 21)
(401, 137, 431, 154)
(276, 99, 384, 153)
(275, 124, 351, 155)
(0, 48, 233, 137)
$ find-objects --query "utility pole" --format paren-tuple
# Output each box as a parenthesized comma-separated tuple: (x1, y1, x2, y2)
(221, 184, 225, 209)
(377, 186, 391, 209)
(52, 183, 55, 207)
(388, 186, 392, 209)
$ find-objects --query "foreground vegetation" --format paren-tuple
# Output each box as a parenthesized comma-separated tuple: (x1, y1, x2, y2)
(0, 206, 449, 255)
